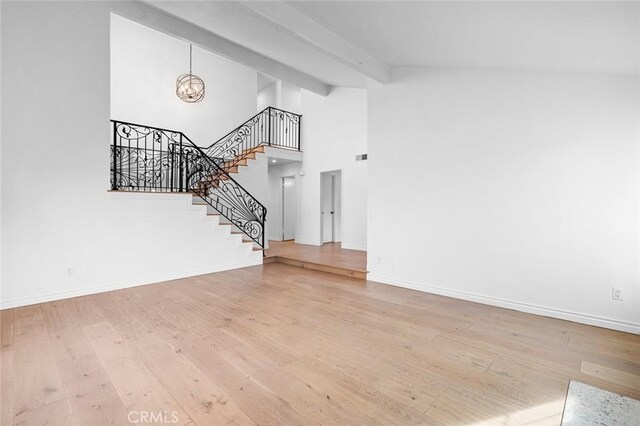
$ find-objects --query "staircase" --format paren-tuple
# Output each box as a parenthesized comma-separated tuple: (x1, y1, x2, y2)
(110, 107, 302, 253)
(202, 106, 301, 172)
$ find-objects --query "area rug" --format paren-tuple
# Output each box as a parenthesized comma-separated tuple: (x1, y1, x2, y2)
(561, 380, 640, 425)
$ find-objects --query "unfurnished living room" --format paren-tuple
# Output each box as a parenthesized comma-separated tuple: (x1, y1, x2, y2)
(1, 1, 639, 425)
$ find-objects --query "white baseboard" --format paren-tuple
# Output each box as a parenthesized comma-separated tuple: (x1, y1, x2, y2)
(0, 259, 262, 310)
(294, 239, 321, 246)
(368, 274, 640, 335)
(340, 243, 367, 252)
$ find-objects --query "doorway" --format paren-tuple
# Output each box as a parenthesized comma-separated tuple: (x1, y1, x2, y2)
(282, 176, 296, 241)
(320, 170, 342, 244)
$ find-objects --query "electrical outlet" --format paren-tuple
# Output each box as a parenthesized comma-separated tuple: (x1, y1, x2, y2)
(612, 287, 623, 301)
(66, 267, 75, 277)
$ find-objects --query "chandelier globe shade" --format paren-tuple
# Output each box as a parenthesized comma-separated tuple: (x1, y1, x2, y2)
(176, 44, 205, 103)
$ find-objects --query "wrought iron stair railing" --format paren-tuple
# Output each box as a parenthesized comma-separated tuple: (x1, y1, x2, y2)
(203, 106, 301, 170)
(110, 120, 267, 248)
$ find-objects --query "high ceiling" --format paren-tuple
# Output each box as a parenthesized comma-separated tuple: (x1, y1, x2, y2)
(144, 1, 639, 91)
(291, 1, 640, 75)
(147, 0, 370, 87)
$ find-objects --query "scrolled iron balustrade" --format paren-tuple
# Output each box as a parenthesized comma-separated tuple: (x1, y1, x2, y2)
(110, 120, 266, 248)
(203, 106, 301, 167)
(110, 107, 300, 249)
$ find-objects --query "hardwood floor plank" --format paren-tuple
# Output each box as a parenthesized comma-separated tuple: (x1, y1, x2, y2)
(66, 296, 106, 326)
(430, 333, 497, 371)
(13, 305, 49, 344)
(115, 324, 256, 426)
(48, 301, 130, 426)
(41, 300, 81, 335)
(569, 334, 640, 365)
(468, 321, 570, 348)
(487, 358, 571, 398)
(348, 298, 473, 333)
(284, 355, 435, 425)
(356, 330, 558, 413)
(218, 344, 379, 425)
(580, 360, 640, 393)
(1, 310, 15, 426)
(360, 329, 493, 372)
(13, 399, 74, 426)
(61, 354, 130, 426)
(0, 309, 13, 351)
(306, 337, 440, 410)
(167, 332, 312, 425)
(12, 305, 66, 417)
(2, 262, 639, 424)
(82, 321, 193, 426)
(425, 395, 503, 425)
(12, 336, 67, 417)
(219, 319, 306, 365)
(444, 328, 582, 371)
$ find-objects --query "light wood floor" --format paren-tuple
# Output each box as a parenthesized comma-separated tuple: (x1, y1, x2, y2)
(1, 264, 639, 425)
(265, 241, 367, 278)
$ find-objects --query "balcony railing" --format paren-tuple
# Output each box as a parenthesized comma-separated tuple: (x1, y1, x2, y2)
(110, 120, 266, 248)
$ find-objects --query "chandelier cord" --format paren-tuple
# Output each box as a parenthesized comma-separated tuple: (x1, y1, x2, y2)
(176, 42, 204, 102)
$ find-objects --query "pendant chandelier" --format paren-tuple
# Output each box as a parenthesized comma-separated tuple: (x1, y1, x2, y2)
(176, 44, 205, 103)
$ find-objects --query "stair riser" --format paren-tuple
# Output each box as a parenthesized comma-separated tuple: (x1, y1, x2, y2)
(192, 200, 261, 247)
(265, 257, 366, 280)
(192, 144, 268, 252)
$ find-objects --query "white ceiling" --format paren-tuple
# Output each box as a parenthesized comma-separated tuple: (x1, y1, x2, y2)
(268, 157, 300, 167)
(146, 1, 639, 90)
(148, 1, 369, 87)
(290, 1, 640, 75)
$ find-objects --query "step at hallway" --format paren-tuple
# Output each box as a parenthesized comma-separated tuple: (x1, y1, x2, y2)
(265, 241, 367, 279)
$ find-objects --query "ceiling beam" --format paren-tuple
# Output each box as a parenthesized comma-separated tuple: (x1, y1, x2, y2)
(111, 1, 330, 96)
(240, 1, 390, 84)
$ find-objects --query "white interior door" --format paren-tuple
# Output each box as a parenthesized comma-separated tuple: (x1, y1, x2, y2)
(282, 177, 295, 240)
(332, 173, 342, 243)
(321, 173, 334, 243)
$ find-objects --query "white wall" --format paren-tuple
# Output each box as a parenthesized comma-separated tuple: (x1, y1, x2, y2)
(0, 2, 3, 295)
(257, 80, 301, 114)
(0, 2, 260, 309)
(258, 82, 277, 112)
(368, 67, 640, 332)
(267, 161, 302, 241)
(280, 81, 302, 114)
(111, 13, 257, 146)
(298, 87, 368, 251)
